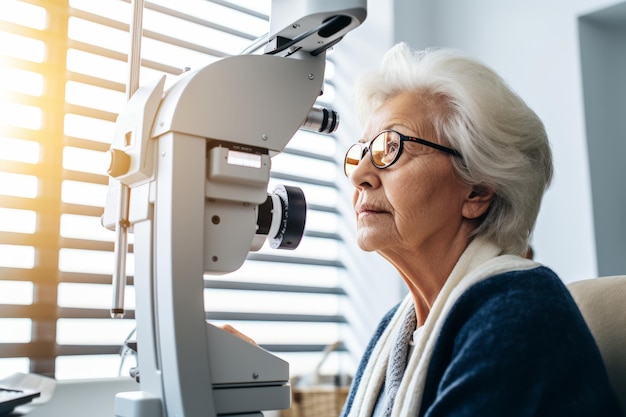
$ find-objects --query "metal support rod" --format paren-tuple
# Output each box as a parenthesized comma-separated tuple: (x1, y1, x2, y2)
(111, 0, 145, 318)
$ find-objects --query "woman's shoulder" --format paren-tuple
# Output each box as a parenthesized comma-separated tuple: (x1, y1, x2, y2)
(424, 266, 623, 417)
(442, 265, 593, 349)
(440, 265, 591, 342)
(457, 265, 571, 315)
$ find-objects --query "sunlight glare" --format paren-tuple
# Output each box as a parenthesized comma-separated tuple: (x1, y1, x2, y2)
(0, 172, 38, 198)
(0, 103, 42, 130)
(0, 138, 40, 164)
(63, 146, 109, 176)
(0, 244, 35, 268)
(0, 33, 45, 63)
(0, 1, 47, 30)
(0, 68, 44, 96)
(0, 208, 36, 234)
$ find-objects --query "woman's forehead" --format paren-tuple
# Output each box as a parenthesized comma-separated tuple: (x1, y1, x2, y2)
(361, 93, 435, 142)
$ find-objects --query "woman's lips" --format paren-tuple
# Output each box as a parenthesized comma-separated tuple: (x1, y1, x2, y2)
(355, 204, 386, 218)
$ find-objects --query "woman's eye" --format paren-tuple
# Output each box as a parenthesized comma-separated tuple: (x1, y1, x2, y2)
(386, 142, 398, 154)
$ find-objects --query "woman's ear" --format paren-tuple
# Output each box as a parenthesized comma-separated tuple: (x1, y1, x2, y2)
(462, 185, 494, 220)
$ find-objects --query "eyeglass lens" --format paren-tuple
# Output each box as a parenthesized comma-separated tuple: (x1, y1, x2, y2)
(344, 131, 401, 177)
(344, 144, 363, 177)
(371, 131, 399, 167)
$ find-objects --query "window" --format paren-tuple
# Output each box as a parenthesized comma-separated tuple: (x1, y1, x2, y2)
(0, 0, 358, 381)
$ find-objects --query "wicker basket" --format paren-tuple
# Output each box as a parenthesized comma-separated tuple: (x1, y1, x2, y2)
(282, 385, 349, 417)
(281, 342, 352, 417)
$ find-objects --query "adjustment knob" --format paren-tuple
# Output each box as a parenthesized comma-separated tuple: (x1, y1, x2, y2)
(269, 185, 307, 250)
(106, 148, 131, 177)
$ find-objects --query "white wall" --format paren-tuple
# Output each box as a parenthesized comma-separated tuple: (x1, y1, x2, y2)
(391, 0, 626, 282)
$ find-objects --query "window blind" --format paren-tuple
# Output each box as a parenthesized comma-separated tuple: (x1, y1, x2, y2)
(0, 0, 357, 381)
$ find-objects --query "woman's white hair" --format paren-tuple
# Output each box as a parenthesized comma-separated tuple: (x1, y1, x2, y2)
(354, 42, 553, 255)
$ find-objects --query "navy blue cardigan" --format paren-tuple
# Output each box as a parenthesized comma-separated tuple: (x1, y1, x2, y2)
(341, 267, 623, 417)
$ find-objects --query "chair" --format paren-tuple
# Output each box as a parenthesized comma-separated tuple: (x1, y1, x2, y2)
(568, 275, 626, 413)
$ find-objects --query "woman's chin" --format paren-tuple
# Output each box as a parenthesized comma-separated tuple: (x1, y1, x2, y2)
(356, 233, 384, 252)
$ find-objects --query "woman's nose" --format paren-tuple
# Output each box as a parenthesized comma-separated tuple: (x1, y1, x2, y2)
(350, 153, 378, 189)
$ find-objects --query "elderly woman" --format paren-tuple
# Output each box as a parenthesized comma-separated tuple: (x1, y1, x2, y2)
(340, 43, 622, 417)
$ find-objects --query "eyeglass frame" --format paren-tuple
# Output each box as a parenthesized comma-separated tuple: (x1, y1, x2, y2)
(343, 129, 463, 177)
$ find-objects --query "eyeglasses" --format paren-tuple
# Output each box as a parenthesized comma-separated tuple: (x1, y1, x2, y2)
(343, 129, 462, 177)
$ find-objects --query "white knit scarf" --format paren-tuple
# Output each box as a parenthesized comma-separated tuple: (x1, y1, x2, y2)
(346, 237, 540, 417)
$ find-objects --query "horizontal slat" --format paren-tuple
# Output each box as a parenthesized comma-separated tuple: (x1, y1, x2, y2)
(0, 341, 56, 359)
(59, 237, 115, 252)
(64, 136, 112, 152)
(206, 312, 347, 323)
(56, 344, 124, 356)
(0, 231, 43, 247)
(0, 90, 42, 107)
(69, 7, 126, 30)
(58, 307, 136, 320)
(65, 103, 118, 123)
(0, 55, 45, 74)
(0, 304, 57, 320)
(0, 267, 48, 282)
(0, 196, 92, 216)
(0, 196, 58, 213)
(67, 71, 126, 93)
(0, 343, 124, 358)
(0, 125, 41, 142)
(59, 271, 134, 285)
(305, 230, 342, 241)
(283, 147, 336, 163)
(0, 159, 67, 179)
(68, 39, 127, 62)
(61, 202, 104, 217)
(247, 253, 344, 268)
(0, 19, 42, 40)
(261, 343, 347, 353)
(205, 280, 346, 295)
(63, 169, 109, 185)
(0, 159, 36, 176)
